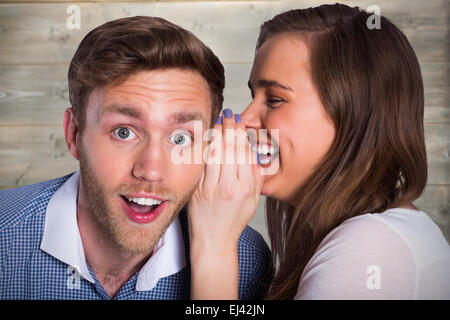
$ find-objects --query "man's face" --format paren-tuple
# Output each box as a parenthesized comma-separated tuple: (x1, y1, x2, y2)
(76, 69, 211, 254)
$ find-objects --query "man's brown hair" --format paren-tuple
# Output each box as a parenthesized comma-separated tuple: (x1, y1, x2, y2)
(68, 16, 224, 130)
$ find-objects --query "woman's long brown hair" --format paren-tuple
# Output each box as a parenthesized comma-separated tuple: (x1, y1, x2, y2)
(258, 4, 428, 299)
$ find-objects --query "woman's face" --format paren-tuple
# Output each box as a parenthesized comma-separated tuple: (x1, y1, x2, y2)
(242, 33, 336, 204)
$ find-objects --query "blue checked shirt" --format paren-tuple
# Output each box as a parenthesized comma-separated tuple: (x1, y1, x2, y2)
(0, 172, 272, 300)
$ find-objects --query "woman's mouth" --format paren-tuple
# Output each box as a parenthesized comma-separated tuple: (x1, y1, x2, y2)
(249, 141, 279, 166)
(254, 143, 278, 165)
(247, 129, 279, 166)
(119, 195, 168, 224)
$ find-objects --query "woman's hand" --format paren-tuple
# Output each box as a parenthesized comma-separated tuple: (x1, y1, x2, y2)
(188, 109, 263, 300)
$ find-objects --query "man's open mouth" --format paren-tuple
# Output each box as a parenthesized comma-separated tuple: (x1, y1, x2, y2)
(120, 195, 168, 224)
(122, 196, 162, 213)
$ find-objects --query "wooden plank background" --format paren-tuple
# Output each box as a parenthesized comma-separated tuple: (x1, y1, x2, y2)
(0, 0, 448, 243)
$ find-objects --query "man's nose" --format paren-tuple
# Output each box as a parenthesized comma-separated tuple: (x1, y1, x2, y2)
(132, 140, 166, 182)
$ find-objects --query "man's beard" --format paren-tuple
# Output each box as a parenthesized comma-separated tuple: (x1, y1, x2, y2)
(78, 144, 193, 255)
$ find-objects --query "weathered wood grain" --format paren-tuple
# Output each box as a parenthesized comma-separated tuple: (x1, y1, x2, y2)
(0, 0, 281, 2)
(0, 62, 448, 124)
(425, 124, 450, 185)
(0, 1, 448, 64)
(0, 126, 78, 186)
(0, 65, 69, 125)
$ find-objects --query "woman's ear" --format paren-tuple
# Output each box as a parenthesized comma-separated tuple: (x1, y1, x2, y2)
(63, 108, 80, 160)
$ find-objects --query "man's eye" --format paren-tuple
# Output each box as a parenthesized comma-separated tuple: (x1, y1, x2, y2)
(113, 127, 137, 140)
(170, 132, 192, 146)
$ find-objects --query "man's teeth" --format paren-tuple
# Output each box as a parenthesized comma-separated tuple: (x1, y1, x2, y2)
(125, 197, 162, 206)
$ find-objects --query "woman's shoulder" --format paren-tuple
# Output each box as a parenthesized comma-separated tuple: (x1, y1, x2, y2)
(335, 208, 449, 262)
(295, 208, 450, 299)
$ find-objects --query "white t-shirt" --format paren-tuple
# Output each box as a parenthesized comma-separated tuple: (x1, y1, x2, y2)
(294, 208, 450, 299)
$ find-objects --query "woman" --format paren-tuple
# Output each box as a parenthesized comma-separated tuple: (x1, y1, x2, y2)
(188, 4, 450, 299)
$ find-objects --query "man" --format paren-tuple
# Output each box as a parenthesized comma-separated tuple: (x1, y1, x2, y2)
(0, 16, 271, 299)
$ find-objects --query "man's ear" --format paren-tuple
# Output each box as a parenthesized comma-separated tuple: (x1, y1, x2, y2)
(63, 108, 80, 160)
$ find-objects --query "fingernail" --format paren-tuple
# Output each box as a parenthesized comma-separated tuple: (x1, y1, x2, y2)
(223, 108, 232, 119)
(215, 116, 222, 124)
(234, 114, 241, 123)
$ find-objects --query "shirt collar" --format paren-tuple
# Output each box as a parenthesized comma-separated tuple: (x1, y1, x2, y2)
(40, 170, 186, 291)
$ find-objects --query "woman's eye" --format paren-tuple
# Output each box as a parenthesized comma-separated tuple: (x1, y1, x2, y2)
(267, 97, 284, 107)
(113, 127, 137, 141)
(170, 132, 192, 147)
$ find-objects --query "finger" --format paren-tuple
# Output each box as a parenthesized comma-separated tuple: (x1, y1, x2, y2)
(237, 120, 254, 183)
(196, 167, 206, 192)
(202, 116, 223, 188)
(220, 109, 238, 183)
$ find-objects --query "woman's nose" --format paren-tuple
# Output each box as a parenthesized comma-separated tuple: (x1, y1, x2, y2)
(241, 99, 265, 129)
